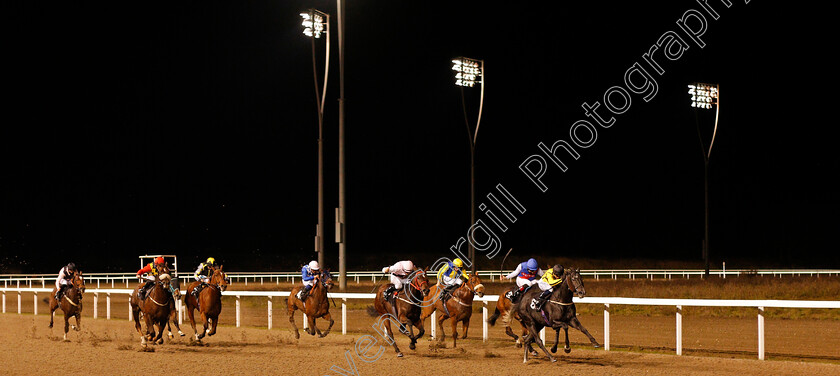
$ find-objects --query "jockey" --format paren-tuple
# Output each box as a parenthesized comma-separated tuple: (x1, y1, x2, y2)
(437, 258, 469, 304)
(501, 258, 544, 301)
(54, 262, 78, 302)
(191, 257, 218, 298)
(534, 264, 565, 310)
(382, 260, 416, 303)
(296, 260, 320, 300)
(137, 257, 166, 300)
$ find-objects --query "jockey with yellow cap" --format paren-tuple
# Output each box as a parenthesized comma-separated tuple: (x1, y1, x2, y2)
(534, 264, 564, 310)
(191, 257, 218, 299)
(437, 258, 469, 304)
(296, 260, 321, 300)
(137, 257, 166, 301)
(382, 260, 416, 303)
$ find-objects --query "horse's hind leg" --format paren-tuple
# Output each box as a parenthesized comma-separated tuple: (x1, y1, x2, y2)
(63, 313, 70, 341)
(563, 326, 571, 353)
(461, 317, 470, 339)
(198, 311, 209, 340)
(287, 303, 301, 340)
(306, 315, 317, 336)
(436, 313, 448, 342)
(74, 312, 81, 331)
(384, 320, 403, 357)
(208, 315, 219, 336)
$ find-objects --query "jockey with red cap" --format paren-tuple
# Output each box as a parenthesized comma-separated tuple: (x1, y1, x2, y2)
(136, 257, 166, 301)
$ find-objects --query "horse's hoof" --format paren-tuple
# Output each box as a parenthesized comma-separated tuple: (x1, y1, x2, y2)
(168, 333, 174, 339)
(515, 342, 522, 348)
(530, 350, 539, 356)
(551, 347, 557, 353)
(593, 344, 600, 348)
(564, 348, 571, 354)
(409, 343, 416, 350)
(550, 357, 557, 363)
(294, 332, 300, 340)
(397, 352, 403, 358)
(178, 331, 185, 337)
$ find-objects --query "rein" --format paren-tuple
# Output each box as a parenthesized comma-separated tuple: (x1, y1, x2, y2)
(148, 283, 171, 306)
(63, 292, 80, 307)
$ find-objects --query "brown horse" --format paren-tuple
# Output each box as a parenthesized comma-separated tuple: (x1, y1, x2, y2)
(48, 271, 85, 341)
(371, 268, 430, 357)
(130, 273, 173, 347)
(486, 283, 530, 347)
(420, 273, 485, 348)
(287, 269, 334, 339)
(184, 266, 229, 341)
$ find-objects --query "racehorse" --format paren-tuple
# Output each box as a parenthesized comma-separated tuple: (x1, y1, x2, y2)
(420, 273, 485, 348)
(487, 284, 530, 347)
(287, 269, 334, 339)
(506, 266, 599, 362)
(131, 273, 173, 347)
(184, 265, 229, 341)
(371, 268, 430, 357)
(49, 271, 85, 341)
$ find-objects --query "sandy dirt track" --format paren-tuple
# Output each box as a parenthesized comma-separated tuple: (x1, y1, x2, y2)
(2, 313, 838, 376)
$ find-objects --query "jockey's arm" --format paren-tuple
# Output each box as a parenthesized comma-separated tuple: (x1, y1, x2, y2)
(460, 269, 470, 280)
(503, 264, 522, 280)
(55, 268, 66, 289)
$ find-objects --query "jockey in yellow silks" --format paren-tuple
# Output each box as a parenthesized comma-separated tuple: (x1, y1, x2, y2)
(437, 258, 469, 304)
(534, 265, 564, 310)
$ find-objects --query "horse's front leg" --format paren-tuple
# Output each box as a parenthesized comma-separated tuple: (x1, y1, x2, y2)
(405, 316, 417, 350)
(287, 302, 301, 339)
(450, 315, 459, 348)
(436, 311, 448, 342)
(208, 314, 219, 336)
(563, 326, 571, 353)
(551, 327, 560, 353)
(63, 312, 70, 341)
(320, 312, 334, 338)
(198, 311, 209, 340)
(461, 316, 470, 339)
(568, 316, 600, 348)
(74, 312, 81, 331)
(306, 314, 317, 336)
(384, 319, 402, 357)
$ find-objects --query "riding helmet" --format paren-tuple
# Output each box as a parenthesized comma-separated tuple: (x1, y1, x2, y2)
(453, 258, 464, 268)
(66, 262, 76, 271)
(526, 258, 538, 271)
(154, 257, 164, 264)
(309, 260, 320, 270)
(206, 257, 215, 264)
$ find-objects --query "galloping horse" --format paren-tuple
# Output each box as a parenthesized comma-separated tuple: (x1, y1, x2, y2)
(420, 273, 485, 348)
(184, 266, 229, 341)
(287, 269, 334, 339)
(49, 271, 85, 341)
(131, 273, 174, 347)
(371, 268, 430, 357)
(165, 276, 185, 338)
(507, 267, 599, 362)
(487, 283, 529, 347)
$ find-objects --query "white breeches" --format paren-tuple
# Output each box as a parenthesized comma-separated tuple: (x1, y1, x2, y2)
(390, 275, 409, 289)
(441, 275, 463, 287)
(516, 277, 537, 288)
(537, 280, 553, 291)
(142, 275, 156, 282)
(302, 279, 315, 287)
(56, 279, 71, 290)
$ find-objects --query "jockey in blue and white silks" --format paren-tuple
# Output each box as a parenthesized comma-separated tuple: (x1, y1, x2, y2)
(296, 260, 320, 300)
(501, 258, 543, 301)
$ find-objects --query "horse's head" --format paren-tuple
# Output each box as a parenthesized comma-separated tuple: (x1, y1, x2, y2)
(564, 267, 585, 298)
(73, 271, 86, 294)
(211, 265, 230, 292)
(467, 273, 485, 298)
(321, 269, 334, 291)
(157, 274, 172, 289)
(409, 268, 430, 297)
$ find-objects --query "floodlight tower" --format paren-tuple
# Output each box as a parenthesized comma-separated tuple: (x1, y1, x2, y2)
(688, 83, 720, 278)
(452, 57, 485, 274)
(300, 9, 329, 269)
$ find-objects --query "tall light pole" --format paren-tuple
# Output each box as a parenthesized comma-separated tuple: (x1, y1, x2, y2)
(336, 0, 347, 291)
(300, 9, 329, 269)
(688, 82, 720, 278)
(452, 57, 484, 274)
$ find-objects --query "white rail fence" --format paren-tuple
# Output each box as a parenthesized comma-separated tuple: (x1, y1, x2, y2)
(2, 286, 838, 360)
(3, 269, 839, 288)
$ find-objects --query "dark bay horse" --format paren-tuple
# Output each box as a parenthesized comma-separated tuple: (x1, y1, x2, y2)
(420, 273, 485, 348)
(131, 273, 173, 347)
(371, 268, 430, 357)
(507, 267, 599, 362)
(184, 266, 229, 341)
(287, 269, 334, 339)
(49, 271, 85, 341)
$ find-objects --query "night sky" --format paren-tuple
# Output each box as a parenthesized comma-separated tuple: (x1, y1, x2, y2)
(2, 1, 837, 273)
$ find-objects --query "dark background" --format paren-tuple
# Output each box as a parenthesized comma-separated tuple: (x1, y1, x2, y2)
(2, 1, 837, 273)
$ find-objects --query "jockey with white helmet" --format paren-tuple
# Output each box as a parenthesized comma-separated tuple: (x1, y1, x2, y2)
(382, 260, 416, 302)
(296, 260, 321, 300)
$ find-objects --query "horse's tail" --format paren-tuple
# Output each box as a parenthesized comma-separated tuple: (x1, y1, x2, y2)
(487, 306, 502, 326)
(501, 304, 516, 327)
(366, 305, 379, 317)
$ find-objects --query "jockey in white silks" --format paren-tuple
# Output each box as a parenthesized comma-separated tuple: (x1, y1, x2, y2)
(382, 260, 416, 302)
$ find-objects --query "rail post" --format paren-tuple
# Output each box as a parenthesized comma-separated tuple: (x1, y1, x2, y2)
(303, 313, 308, 330)
(604, 303, 610, 351)
(430, 310, 436, 339)
(483, 300, 488, 342)
(267, 297, 273, 330)
(2, 290, 5, 313)
(93, 293, 98, 319)
(676, 305, 682, 355)
(33, 292, 37, 315)
(236, 295, 241, 328)
(106, 293, 111, 320)
(342, 298, 347, 335)
(18, 291, 21, 314)
(758, 306, 765, 360)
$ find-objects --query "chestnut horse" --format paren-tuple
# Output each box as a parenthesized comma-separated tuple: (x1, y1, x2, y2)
(486, 284, 531, 347)
(48, 271, 85, 341)
(131, 273, 173, 347)
(420, 273, 485, 348)
(371, 268, 430, 357)
(184, 266, 229, 341)
(287, 269, 334, 339)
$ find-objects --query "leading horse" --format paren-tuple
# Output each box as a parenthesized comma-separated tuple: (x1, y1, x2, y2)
(49, 271, 85, 341)
(287, 269, 334, 339)
(371, 268, 430, 357)
(420, 273, 485, 348)
(184, 266, 229, 341)
(131, 273, 174, 347)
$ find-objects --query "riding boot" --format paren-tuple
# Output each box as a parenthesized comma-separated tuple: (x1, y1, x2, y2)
(55, 286, 63, 302)
(535, 289, 552, 310)
(298, 285, 312, 300)
(383, 285, 395, 302)
(442, 285, 457, 303)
